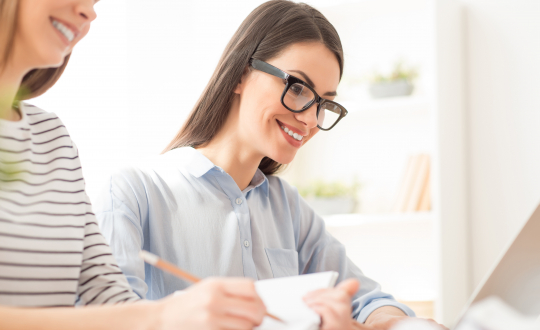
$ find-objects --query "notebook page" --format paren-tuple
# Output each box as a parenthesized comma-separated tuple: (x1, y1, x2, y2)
(255, 272, 339, 330)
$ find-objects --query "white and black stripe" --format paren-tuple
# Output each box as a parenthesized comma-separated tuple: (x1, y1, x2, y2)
(0, 103, 139, 307)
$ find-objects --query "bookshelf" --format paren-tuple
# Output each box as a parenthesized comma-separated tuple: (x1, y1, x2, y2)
(279, 0, 467, 326)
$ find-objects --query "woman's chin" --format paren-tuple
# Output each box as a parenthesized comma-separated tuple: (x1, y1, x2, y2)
(46, 55, 67, 68)
(33, 46, 68, 69)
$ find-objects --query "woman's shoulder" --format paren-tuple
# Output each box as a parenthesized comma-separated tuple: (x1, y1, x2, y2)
(0, 103, 79, 166)
(20, 102, 47, 115)
(105, 162, 159, 192)
(95, 153, 192, 214)
(267, 175, 293, 188)
(19, 102, 74, 144)
(21, 102, 64, 126)
(103, 151, 191, 198)
(266, 175, 302, 201)
(108, 151, 188, 183)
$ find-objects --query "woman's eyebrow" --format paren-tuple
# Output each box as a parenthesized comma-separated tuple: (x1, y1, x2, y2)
(289, 70, 315, 87)
(289, 69, 337, 97)
(324, 91, 337, 97)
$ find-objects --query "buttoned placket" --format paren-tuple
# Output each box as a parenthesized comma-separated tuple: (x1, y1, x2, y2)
(211, 170, 258, 279)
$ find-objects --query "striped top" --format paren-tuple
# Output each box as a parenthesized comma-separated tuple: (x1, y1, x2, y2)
(0, 103, 139, 307)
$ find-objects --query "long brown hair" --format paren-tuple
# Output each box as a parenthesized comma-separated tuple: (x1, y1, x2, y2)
(0, 0, 70, 101)
(163, 0, 344, 175)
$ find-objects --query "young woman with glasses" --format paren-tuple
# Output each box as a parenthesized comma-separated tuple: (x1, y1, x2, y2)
(97, 1, 445, 329)
(0, 0, 268, 329)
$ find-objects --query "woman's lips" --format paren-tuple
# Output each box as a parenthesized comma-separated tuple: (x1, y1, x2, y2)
(277, 120, 304, 148)
(50, 17, 79, 46)
(277, 120, 308, 136)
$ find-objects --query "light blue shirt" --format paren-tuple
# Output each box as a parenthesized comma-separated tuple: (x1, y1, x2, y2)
(95, 147, 415, 322)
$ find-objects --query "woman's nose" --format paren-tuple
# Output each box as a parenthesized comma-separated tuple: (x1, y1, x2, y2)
(293, 103, 319, 129)
(74, 0, 97, 22)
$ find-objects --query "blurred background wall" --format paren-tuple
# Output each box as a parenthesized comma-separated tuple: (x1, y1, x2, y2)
(461, 0, 540, 288)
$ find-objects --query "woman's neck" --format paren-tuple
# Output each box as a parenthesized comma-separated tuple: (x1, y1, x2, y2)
(0, 60, 26, 121)
(197, 99, 263, 191)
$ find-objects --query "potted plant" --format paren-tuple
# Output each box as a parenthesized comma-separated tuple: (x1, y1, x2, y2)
(369, 61, 418, 99)
(298, 179, 359, 216)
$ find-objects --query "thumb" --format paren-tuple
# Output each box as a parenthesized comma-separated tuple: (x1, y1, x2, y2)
(336, 279, 360, 297)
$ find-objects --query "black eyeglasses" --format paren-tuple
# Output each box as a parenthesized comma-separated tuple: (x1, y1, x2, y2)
(250, 58, 348, 131)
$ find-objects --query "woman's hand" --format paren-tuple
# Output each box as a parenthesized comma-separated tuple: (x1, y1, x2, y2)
(156, 277, 267, 330)
(303, 278, 361, 330)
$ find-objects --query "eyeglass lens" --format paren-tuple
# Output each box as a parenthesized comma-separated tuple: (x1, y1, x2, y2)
(283, 83, 342, 130)
(284, 83, 314, 110)
(318, 102, 342, 130)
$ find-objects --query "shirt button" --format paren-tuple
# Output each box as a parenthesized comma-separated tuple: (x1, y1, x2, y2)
(235, 198, 243, 205)
(244, 240, 250, 248)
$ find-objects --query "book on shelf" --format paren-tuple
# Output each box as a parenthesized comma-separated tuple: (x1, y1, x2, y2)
(417, 172, 431, 212)
(394, 154, 431, 213)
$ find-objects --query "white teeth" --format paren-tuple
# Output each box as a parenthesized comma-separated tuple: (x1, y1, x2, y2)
(280, 125, 303, 141)
(52, 20, 75, 42)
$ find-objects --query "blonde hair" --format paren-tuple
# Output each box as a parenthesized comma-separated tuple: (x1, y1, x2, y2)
(0, 0, 70, 101)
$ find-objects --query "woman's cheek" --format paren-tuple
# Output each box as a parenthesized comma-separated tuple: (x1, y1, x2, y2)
(303, 128, 320, 145)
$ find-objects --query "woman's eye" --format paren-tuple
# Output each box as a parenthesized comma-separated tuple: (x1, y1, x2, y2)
(290, 85, 302, 96)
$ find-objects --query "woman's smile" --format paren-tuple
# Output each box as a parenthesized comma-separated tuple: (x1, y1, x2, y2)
(50, 17, 79, 46)
(277, 119, 306, 148)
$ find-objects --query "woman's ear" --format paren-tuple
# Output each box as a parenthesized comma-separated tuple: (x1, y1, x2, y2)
(233, 65, 251, 94)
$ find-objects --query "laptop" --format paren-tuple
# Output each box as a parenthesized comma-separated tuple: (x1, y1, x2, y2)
(454, 202, 540, 327)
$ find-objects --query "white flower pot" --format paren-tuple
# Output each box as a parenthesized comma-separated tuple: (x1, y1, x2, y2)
(304, 197, 356, 216)
(369, 79, 414, 98)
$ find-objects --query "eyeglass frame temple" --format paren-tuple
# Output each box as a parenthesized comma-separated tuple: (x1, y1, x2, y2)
(250, 58, 289, 80)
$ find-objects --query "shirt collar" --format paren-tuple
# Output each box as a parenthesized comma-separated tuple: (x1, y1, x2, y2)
(165, 147, 269, 196)
(165, 147, 215, 178)
(245, 168, 269, 197)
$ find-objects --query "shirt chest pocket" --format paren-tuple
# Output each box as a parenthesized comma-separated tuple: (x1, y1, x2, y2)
(264, 248, 299, 278)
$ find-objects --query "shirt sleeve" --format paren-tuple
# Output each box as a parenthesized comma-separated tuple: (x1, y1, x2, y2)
(286, 181, 416, 322)
(93, 169, 149, 299)
(76, 199, 141, 305)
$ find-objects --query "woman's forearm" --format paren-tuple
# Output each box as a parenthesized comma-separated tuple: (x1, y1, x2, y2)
(0, 302, 161, 330)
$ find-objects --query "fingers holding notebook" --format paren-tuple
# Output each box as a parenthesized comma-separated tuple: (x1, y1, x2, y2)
(157, 277, 267, 330)
(303, 279, 361, 330)
(217, 278, 268, 324)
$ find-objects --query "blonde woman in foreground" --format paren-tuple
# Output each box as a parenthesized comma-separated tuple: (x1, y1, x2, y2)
(0, 0, 271, 329)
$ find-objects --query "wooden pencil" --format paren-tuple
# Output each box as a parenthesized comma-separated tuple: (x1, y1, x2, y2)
(139, 250, 283, 323)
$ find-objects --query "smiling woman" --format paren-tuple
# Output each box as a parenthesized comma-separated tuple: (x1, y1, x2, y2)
(94, 1, 426, 330)
(162, 0, 345, 175)
(0, 0, 73, 103)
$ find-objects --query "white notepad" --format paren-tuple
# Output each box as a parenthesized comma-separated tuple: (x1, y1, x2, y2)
(255, 272, 339, 330)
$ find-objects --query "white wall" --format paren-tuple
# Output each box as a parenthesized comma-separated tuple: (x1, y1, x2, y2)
(463, 0, 540, 287)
